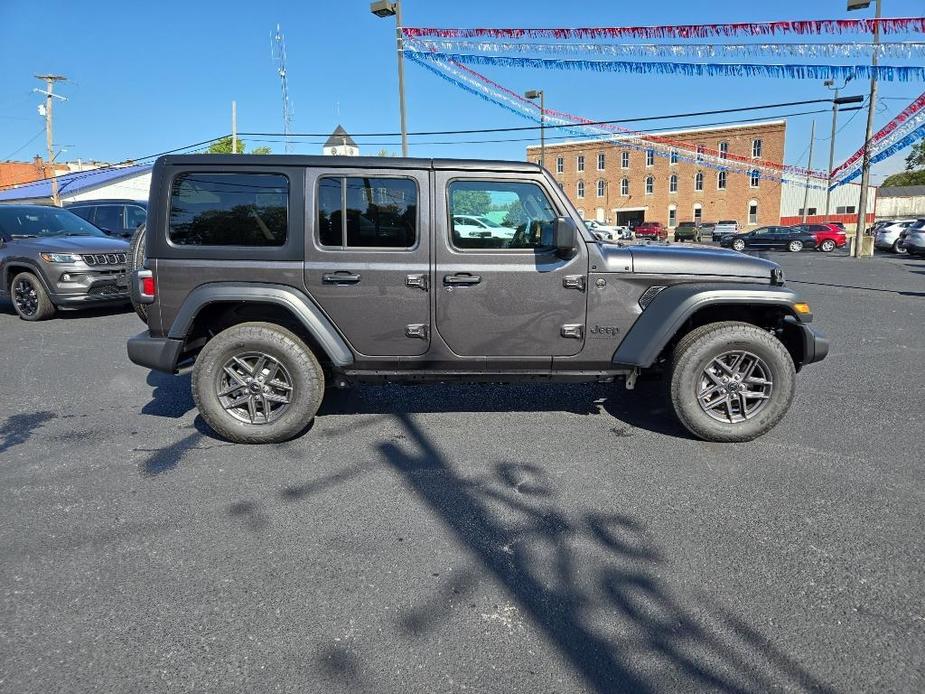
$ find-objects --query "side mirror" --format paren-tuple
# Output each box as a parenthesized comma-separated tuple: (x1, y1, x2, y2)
(554, 217, 578, 256)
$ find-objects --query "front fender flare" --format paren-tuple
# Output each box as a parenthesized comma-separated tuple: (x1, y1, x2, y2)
(611, 283, 807, 368)
(168, 283, 354, 367)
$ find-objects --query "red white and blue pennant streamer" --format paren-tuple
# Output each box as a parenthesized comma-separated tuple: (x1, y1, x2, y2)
(408, 50, 925, 83)
(402, 17, 925, 40)
(833, 124, 925, 187)
(410, 40, 925, 60)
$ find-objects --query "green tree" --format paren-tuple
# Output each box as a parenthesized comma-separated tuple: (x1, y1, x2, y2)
(905, 141, 925, 171)
(376, 148, 398, 157)
(452, 189, 491, 216)
(206, 136, 271, 155)
(881, 169, 925, 187)
(502, 199, 526, 227)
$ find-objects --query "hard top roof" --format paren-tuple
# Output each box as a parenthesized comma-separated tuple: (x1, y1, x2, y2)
(156, 154, 543, 173)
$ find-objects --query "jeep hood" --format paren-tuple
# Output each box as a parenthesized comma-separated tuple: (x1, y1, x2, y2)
(598, 243, 779, 280)
(13, 236, 130, 253)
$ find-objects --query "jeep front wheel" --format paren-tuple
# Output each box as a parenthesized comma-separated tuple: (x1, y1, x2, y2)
(11, 272, 55, 321)
(192, 322, 324, 444)
(668, 321, 795, 442)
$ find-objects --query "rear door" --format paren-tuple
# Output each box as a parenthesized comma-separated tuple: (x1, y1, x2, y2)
(303, 168, 430, 357)
(433, 172, 587, 359)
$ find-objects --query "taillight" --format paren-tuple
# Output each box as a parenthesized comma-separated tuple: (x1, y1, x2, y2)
(136, 270, 155, 304)
(141, 276, 155, 296)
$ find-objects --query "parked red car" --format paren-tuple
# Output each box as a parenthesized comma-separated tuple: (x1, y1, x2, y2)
(634, 221, 668, 241)
(790, 223, 847, 252)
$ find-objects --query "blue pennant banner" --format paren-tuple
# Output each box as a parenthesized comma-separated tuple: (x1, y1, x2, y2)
(411, 50, 925, 83)
(832, 123, 925, 188)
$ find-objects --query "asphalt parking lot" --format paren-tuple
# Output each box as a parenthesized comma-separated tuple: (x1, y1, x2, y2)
(1, 247, 923, 693)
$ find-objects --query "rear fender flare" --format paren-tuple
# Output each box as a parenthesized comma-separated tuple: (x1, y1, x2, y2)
(168, 283, 354, 367)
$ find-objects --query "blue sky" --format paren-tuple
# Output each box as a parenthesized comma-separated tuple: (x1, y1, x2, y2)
(1, 0, 922, 182)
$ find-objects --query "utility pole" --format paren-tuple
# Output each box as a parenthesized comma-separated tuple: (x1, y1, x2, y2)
(231, 100, 238, 153)
(34, 74, 66, 206)
(802, 120, 816, 224)
(849, 0, 882, 257)
(824, 81, 841, 223)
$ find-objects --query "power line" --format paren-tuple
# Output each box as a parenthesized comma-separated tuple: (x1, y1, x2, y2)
(2, 127, 46, 160)
(241, 108, 833, 148)
(240, 97, 840, 139)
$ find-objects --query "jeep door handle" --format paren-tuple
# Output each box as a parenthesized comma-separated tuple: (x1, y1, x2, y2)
(322, 272, 361, 285)
(443, 273, 481, 286)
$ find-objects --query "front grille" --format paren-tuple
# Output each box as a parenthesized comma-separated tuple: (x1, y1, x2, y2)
(82, 252, 127, 266)
(87, 284, 127, 296)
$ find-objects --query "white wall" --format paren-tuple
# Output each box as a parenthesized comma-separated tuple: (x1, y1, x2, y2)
(63, 172, 152, 203)
(779, 180, 876, 218)
(876, 194, 925, 219)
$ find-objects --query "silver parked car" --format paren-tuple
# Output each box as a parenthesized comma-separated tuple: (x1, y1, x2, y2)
(874, 219, 918, 254)
(900, 220, 925, 257)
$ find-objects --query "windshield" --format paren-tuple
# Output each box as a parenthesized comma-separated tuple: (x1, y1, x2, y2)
(0, 207, 107, 238)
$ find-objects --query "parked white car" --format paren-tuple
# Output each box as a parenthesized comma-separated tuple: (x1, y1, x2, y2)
(451, 214, 514, 240)
(874, 219, 918, 254)
(583, 220, 632, 241)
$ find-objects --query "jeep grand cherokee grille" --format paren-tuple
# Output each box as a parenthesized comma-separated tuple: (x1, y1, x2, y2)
(82, 253, 127, 266)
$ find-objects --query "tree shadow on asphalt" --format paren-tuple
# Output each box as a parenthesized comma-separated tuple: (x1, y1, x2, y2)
(0, 411, 56, 454)
(346, 412, 836, 694)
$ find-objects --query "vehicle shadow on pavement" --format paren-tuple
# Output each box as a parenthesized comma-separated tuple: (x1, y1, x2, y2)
(354, 413, 834, 694)
(141, 370, 195, 418)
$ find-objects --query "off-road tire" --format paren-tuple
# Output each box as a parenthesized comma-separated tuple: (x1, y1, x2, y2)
(128, 224, 148, 323)
(787, 239, 804, 252)
(892, 240, 907, 255)
(819, 239, 836, 252)
(192, 322, 324, 444)
(11, 271, 56, 321)
(669, 321, 795, 443)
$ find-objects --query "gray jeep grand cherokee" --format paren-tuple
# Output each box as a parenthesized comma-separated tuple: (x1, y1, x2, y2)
(127, 155, 827, 444)
(0, 204, 130, 320)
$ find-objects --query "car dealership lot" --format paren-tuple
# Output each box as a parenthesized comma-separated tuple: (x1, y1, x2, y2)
(1, 250, 923, 693)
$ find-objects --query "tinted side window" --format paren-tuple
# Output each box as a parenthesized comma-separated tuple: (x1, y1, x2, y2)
(169, 173, 288, 246)
(68, 207, 94, 222)
(125, 205, 147, 228)
(317, 176, 417, 249)
(94, 205, 123, 230)
(448, 180, 557, 250)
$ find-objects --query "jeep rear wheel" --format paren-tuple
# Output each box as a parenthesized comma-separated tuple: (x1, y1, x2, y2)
(192, 322, 324, 444)
(128, 224, 148, 323)
(11, 272, 55, 321)
(669, 321, 795, 442)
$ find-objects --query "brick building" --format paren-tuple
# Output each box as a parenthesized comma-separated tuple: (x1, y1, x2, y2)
(0, 155, 69, 189)
(527, 120, 786, 230)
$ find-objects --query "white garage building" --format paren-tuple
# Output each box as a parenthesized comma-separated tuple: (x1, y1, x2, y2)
(0, 164, 152, 205)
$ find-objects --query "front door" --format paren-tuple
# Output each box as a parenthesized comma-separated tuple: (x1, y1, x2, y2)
(434, 173, 588, 358)
(303, 169, 430, 356)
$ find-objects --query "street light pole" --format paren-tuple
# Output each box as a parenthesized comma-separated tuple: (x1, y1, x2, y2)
(370, 1, 408, 157)
(849, 0, 882, 257)
(524, 90, 545, 168)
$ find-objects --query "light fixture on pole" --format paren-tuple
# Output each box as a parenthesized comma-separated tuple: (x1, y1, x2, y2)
(847, 0, 881, 257)
(524, 89, 545, 168)
(370, 1, 408, 157)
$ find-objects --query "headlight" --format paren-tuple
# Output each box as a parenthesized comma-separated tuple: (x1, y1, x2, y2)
(40, 252, 83, 263)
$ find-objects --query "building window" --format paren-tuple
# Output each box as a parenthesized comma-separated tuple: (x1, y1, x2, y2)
(597, 179, 606, 197)
(693, 204, 702, 224)
(577, 155, 585, 172)
(694, 171, 704, 192)
(752, 139, 763, 158)
(669, 174, 678, 193)
(620, 178, 629, 196)
(645, 176, 654, 195)
(696, 144, 705, 163)
(835, 205, 857, 214)
(576, 180, 585, 199)
(646, 149, 654, 167)
(170, 172, 289, 247)
(748, 200, 759, 225)
(668, 205, 677, 228)
(718, 171, 727, 190)
(621, 151, 630, 168)
(670, 149, 678, 165)
(318, 176, 417, 248)
(597, 152, 606, 170)
(719, 141, 728, 160)
(556, 156, 564, 174)
(750, 169, 760, 188)
(798, 207, 819, 216)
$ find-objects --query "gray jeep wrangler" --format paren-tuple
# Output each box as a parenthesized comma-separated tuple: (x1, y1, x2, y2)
(127, 155, 827, 444)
